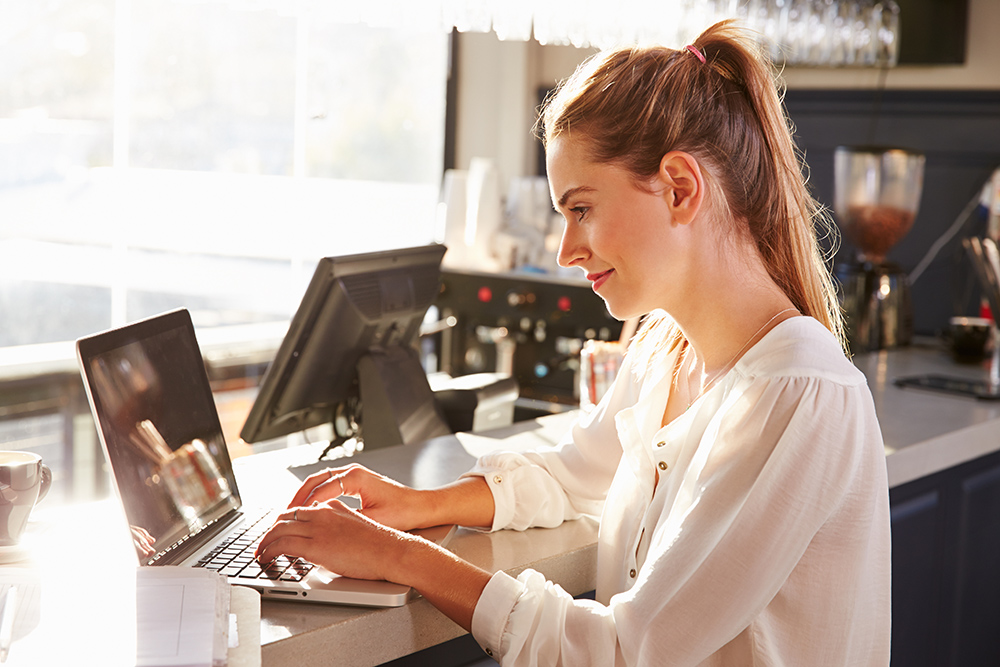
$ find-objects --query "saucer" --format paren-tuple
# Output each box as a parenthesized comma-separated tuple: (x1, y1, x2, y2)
(0, 542, 31, 564)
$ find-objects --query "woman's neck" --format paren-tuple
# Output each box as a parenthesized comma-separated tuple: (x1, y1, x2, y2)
(663, 228, 798, 406)
(671, 243, 796, 374)
(662, 302, 798, 429)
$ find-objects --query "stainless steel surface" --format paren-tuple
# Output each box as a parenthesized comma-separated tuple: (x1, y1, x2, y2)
(837, 262, 913, 351)
(964, 237, 1000, 320)
(436, 269, 622, 406)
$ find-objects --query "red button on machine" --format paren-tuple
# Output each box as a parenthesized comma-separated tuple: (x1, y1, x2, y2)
(478, 286, 493, 303)
(557, 296, 571, 312)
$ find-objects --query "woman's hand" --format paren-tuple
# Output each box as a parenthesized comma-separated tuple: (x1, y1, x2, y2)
(287, 464, 433, 532)
(254, 499, 492, 632)
(254, 500, 414, 582)
(263, 465, 497, 631)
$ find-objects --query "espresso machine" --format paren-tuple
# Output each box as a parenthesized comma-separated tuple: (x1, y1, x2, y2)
(833, 146, 925, 351)
(433, 269, 623, 416)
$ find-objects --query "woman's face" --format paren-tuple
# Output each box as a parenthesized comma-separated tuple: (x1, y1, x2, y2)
(548, 135, 690, 320)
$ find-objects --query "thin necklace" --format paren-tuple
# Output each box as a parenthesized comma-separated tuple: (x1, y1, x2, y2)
(683, 307, 798, 409)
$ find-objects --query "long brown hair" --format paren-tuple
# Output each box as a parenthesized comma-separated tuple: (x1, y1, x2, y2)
(539, 20, 846, 353)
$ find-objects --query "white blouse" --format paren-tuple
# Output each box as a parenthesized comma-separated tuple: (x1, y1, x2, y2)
(465, 316, 891, 666)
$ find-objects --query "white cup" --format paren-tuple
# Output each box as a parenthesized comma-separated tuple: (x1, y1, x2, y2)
(0, 451, 52, 547)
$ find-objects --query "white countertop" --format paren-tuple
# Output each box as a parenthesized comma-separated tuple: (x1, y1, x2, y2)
(855, 341, 1000, 487)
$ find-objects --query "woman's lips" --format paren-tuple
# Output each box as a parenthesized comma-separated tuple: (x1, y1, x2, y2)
(587, 269, 614, 291)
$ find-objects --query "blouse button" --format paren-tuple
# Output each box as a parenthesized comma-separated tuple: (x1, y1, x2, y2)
(656, 440, 666, 448)
(629, 568, 637, 579)
(657, 461, 668, 471)
(493, 475, 503, 484)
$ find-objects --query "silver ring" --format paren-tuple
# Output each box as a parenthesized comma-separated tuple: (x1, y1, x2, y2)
(293, 508, 299, 521)
(329, 469, 344, 496)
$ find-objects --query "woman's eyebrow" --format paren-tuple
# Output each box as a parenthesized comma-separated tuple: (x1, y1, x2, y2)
(557, 185, 597, 208)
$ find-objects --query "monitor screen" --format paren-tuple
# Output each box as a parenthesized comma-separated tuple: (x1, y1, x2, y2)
(240, 244, 449, 449)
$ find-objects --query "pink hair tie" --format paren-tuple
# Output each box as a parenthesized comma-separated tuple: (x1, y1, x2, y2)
(685, 44, 706, 64)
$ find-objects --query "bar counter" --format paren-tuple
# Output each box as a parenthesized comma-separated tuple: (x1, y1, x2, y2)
(239, 339, 1000, 666)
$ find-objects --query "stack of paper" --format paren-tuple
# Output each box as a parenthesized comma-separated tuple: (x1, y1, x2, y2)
(136, 567, 230, 667)
(0, 566, 254, 667)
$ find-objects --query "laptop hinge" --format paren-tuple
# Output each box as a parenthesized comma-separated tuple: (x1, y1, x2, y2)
(146, 509, 245, 566)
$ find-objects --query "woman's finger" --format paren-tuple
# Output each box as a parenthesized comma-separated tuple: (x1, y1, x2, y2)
(257, 499, 405, 582)
(288, 465, 353, 508)
(254, 505, 322, 559)
(300, 470, 347, 506)
(256, 534, 314, 565)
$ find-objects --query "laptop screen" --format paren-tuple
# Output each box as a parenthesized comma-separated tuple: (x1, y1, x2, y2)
(77, 309, 241, 563)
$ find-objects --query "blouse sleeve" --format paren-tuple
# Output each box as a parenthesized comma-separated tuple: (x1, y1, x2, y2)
(472, 372, 889, 666)
(460, 351, 639, 532)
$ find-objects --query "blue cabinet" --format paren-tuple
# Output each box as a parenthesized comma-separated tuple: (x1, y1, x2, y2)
(890, 450, 1000, 665)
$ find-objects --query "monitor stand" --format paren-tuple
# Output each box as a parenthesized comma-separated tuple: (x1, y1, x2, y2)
(356, 345, 452, 450)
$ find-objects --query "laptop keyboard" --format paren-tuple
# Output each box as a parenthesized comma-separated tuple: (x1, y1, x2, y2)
(194, 510, 315, 582)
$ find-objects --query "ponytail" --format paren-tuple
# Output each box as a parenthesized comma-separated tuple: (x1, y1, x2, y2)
(540, 20, 846, 353)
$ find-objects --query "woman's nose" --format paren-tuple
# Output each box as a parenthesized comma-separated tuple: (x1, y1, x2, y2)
(556, 224, 589, 268)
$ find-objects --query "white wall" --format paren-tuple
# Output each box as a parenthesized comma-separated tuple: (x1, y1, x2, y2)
(453, 36, 542, 192)
(455, 0, 1000, 186)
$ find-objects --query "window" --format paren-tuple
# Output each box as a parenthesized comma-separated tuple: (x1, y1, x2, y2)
(1, 0, 450, 503)
(0, 0, 450, 346)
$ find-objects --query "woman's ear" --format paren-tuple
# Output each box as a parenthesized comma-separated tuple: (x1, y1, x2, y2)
(657, 151, 704, 225)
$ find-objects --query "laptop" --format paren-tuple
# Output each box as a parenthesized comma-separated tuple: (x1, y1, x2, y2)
(77, 308, 448, 607)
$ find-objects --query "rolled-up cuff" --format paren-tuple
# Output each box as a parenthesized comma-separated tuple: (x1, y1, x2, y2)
(471, 570, 523, 662)
(460, 466, 516, 532)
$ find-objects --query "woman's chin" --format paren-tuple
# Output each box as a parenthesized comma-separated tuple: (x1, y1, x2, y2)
(601, 299, 640, 322)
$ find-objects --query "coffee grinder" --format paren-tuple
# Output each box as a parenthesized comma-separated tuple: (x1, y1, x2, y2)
(833, 146, 925, 351)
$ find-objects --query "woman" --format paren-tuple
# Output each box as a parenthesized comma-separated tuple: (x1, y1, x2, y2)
(256, 21, 891, 665)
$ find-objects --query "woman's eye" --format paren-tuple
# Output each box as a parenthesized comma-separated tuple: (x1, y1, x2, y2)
(570, 206, 589, 221)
